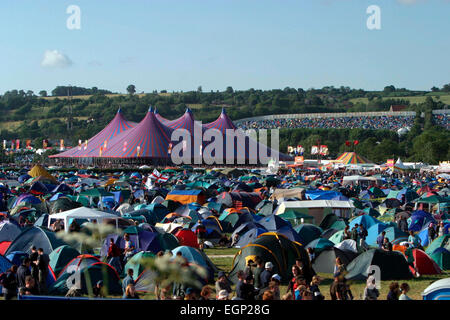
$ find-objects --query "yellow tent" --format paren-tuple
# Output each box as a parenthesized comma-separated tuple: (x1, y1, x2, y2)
(28, 164, 57, 184)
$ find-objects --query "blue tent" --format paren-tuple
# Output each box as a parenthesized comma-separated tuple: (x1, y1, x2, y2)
(235, 227, 268, 248)
(366, 223, 389, 246)
(51, 184, 73, 195)
(6, 251, 28, 266)
(305, 190, 349, 201)
(258, 214, 291, 231)
(349, 215, 380, 230)
(408, 210, 436, 232)
(306, 238, 335, 255)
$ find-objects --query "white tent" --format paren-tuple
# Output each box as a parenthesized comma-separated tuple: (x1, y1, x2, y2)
(334, 239, 358, 253)
(47, 207, 120, 232)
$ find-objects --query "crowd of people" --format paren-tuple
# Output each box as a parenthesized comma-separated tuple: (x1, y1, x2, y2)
(237, 114, 449, 131)
(238, 115, 416, 131)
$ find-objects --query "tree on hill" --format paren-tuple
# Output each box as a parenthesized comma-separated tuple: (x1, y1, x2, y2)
(39, 90, 47, 97)
(126, 84, 136, 95)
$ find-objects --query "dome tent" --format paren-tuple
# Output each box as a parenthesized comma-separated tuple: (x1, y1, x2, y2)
(345, 249, 413, 281)
(229, 232, 308, 284)
(5, 226, 67, 256)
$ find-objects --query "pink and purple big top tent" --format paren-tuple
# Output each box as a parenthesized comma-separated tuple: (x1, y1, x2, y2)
(50, 107, 136, 158)
(100, 106, 174, 159)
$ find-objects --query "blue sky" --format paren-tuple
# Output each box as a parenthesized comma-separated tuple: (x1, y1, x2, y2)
(0, 0, 449, 94)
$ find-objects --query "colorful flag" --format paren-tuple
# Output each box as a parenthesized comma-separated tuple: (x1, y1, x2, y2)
(2, 140, 6, 150)
(311, 145, 319, 155)
(136, 146, 141, 157)
(345, 141, 351, 147)
(60, 139, 64, 151)
(287, 146, 294, 153)
(297, 145, 304, 155)
(103, 140, 107, 150)
(387, 159, 394, 167)
(26, 140, 31, 149)
(319, 145, 329, 156)
(84, 140, 88, 150)
(99, 146, 103, 156)
(78, 140, 82, 150)
(16, 140, 20, 150)
(150, 169, 169, 183)
(43, 139, 48, 149)
(353, 140, 359, 146)
(168, 143, 173, 155)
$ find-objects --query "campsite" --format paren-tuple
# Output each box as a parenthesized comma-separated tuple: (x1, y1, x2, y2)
(0, 156, 449, 301)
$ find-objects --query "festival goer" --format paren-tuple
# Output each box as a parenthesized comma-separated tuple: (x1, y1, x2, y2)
(122, 268, 135, 298)
(215, 271, 232, 297)
(363, 276, 380, 300)
(124, 284, 139, 299)
(36, 248, 49, 294)
(2, 265, 18, 300)
(387, 282, 400, 301)
(399, 283, 413, 300)
(259, 262, 274, 289)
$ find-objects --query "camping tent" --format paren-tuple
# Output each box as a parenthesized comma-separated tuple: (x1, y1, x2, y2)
(5, 226, 67, 256)
(165, 189, 206, 205)
(345, 249, 413, 280)
(49, 245, 81, 277)
(28, 165, 57, 184)
(312, 247, 359, 274)
(47, 207, 120, 233)
(229, 233, 308, 284)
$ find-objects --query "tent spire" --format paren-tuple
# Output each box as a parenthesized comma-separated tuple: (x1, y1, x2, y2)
(148, 105, 154, 113)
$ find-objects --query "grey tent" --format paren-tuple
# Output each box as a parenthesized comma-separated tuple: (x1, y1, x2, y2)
(345, 249, 413, 281)
(5, 226, 67, 255)
(312, 247, 359, 274)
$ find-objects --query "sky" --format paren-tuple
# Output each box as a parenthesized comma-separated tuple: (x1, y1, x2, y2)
(0, 0, 449, 94)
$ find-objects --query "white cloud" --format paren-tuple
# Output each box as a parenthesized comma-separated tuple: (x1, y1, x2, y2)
(41, 50, 73, 68)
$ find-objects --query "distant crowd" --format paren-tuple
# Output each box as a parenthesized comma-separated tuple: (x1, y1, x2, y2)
(238, 115, 448, 131)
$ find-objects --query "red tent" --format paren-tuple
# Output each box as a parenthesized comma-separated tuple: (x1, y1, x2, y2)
(50, 107, 135, 158)
(0, 241, 11, 255)
(174, 229, 199, 248)
(407, 249, 442, 275)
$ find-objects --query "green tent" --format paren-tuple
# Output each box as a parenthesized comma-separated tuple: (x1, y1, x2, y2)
(345, 249, 413, 280)
(363, 207, 380, 218)
(426, 235, 450, 256)
(218, 212, 240, 232)
(329, 219, 347, 231)
(429, 248, 450, 270)
(278, 209, 314, 226)
(124, 251, 155, 278)
(328, 230, 345, 245)
(156, 232, 179, 251)
(49, 197, 82, 214)
(369, 187, 387, 199)
(49, 262, 122, 296)
(229, 233, 308, 284)
(80, 188, 113, 198)
(67, 195, 90, 207)
(49, 245, 80, 277)
(294, 224, 322, 246)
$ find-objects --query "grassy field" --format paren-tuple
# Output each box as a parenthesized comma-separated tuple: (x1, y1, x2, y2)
(206, 251, 450, 301)
(0, 116, 89, 130)
(349, 94, 450, 105)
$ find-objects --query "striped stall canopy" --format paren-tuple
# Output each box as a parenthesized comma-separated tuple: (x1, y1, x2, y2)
(335, 152, 372, 165)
